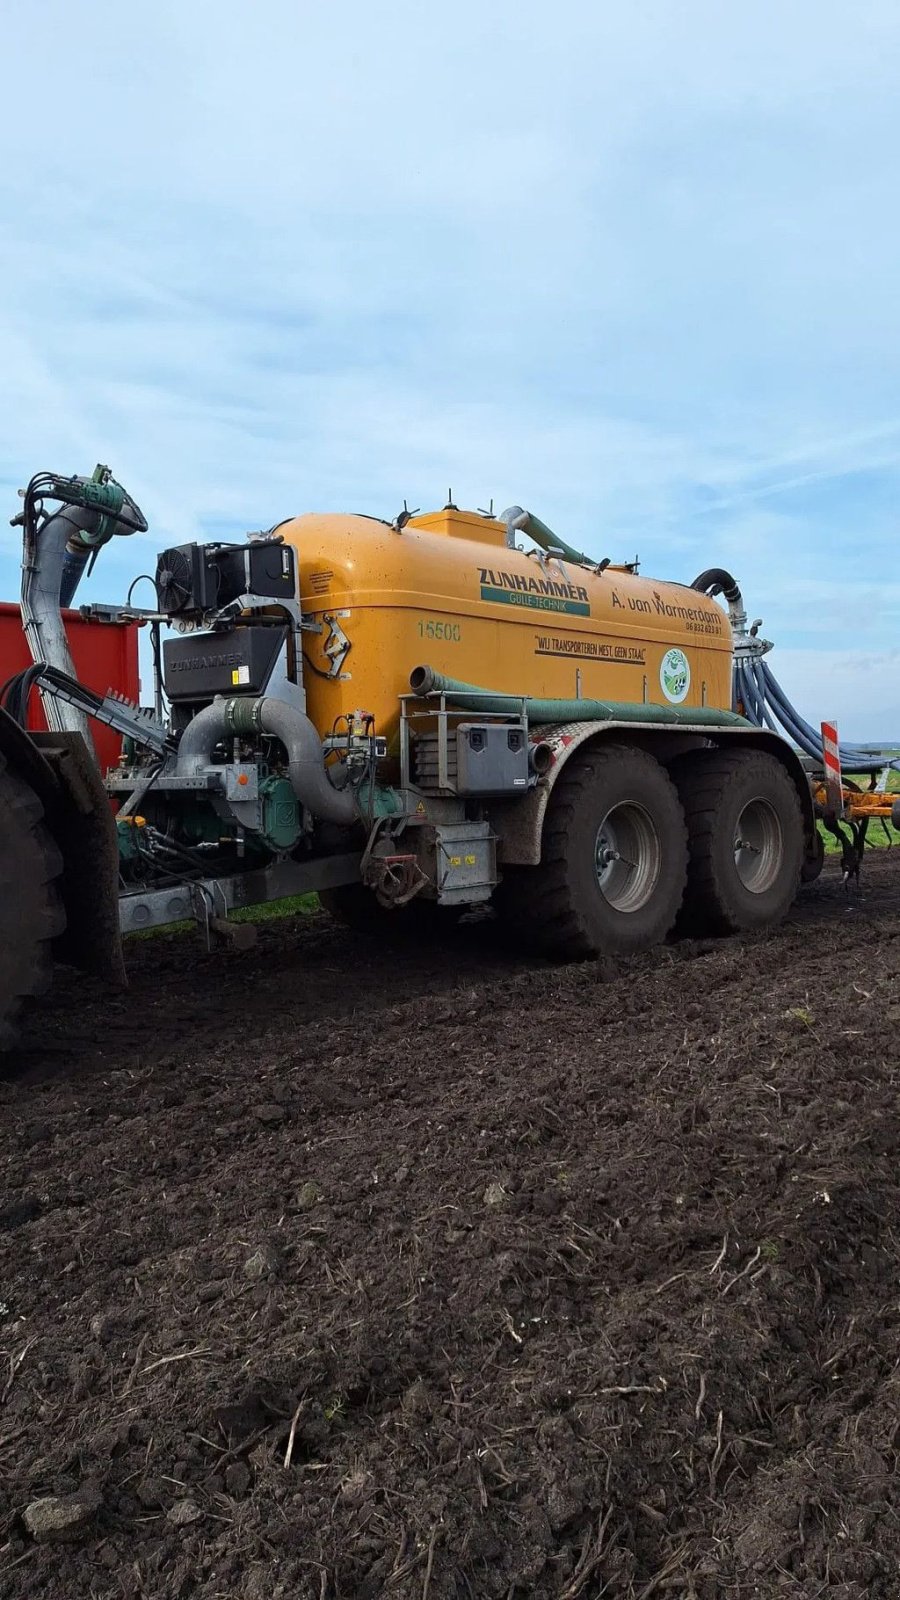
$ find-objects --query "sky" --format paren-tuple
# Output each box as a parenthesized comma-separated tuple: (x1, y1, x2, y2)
(1, 0, 898, 738)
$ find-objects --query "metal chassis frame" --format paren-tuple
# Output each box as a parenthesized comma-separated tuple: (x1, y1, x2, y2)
(118, 851, 362, 935)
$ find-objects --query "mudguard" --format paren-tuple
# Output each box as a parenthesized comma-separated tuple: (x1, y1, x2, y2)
(491, 719, 817, 867)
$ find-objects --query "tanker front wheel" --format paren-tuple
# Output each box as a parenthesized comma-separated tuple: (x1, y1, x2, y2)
(0, 753, 65, 1049)
(497, 742, 688, 958)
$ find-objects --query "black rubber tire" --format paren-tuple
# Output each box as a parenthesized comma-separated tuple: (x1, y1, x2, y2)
(496, 742, 688, 958)
(0, 753, 65, 1049)
(801, 827, 825, 884)
(672, 748, 804, 935)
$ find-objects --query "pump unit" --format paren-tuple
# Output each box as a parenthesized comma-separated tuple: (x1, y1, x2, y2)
(155, 539, 297, 617)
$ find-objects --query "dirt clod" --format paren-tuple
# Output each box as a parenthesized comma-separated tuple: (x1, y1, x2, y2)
(166, 1499, 202, 1527)
(225, 1461, 252, 1499)
(243, 1242, 280, 1280)
(22, 1485, 101, 1542)
(253, 1102, 287, 1126)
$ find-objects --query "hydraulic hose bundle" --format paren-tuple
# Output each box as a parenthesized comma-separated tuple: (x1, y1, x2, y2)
(690, 569, 899, 775)
(16, 465, 147, 604)
(734, 656, 899, 774)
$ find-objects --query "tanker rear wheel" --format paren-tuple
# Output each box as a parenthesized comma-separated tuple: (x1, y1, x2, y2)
(0, 754, 65, 1049)
(672, 748, 804, 935)
(497, 742, 688, 958)
(801, 828, 825, 884)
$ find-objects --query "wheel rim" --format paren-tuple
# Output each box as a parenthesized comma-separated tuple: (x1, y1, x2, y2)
(734, 798, 783, 893)
(594, 802, 661, 913)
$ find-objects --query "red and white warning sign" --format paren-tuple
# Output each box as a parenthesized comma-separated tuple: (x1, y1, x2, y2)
(821, 720, 843, 815)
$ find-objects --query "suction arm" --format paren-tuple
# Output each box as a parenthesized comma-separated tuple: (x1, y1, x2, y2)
(16, 466, 147, 750)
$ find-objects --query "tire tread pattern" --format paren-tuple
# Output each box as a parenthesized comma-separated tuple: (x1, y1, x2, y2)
(674, 748, 803, 935)
(0, 750, 65, 1049)
(499, 742, 688, 958)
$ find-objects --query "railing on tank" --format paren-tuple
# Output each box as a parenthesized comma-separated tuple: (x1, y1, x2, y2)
(398, 690, 529, 795)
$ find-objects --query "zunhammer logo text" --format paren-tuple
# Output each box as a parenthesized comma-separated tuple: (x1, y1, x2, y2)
(169, 653, 245, 672)
(478, 567, 590, 617)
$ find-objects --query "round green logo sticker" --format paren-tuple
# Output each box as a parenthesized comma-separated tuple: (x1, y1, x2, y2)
(660, 647, 690, 704)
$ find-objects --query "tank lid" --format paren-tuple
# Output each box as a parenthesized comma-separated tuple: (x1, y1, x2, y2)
(409, 508, 508, 546)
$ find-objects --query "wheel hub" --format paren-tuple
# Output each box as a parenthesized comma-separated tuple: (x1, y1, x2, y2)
(594, 802, 661, 913)
(733, 798, 782, 893)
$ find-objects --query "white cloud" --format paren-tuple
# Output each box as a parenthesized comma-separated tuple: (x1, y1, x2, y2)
(770, 649, 900, 744)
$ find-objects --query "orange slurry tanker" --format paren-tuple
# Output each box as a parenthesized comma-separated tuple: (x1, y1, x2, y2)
(1, 468, 896, 1045)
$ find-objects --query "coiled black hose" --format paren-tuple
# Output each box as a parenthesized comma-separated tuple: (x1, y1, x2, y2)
(692, 567, 895, 772)
(691, 567, 743, 606)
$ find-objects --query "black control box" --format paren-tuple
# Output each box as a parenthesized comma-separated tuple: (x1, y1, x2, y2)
(163, 626, 283, 701)
(455, 723, 530, 794)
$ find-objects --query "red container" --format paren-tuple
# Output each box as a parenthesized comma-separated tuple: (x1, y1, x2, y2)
(0, 601, 141, 776)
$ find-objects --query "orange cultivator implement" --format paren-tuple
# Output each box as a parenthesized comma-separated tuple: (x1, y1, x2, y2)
(813, 721, 900, 884)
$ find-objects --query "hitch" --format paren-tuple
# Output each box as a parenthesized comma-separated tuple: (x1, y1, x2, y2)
(207, 915, 258, 952)
(189, 883, 259, 952)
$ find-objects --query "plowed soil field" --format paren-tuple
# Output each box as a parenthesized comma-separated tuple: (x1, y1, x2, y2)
(2, 856, 900, 1599)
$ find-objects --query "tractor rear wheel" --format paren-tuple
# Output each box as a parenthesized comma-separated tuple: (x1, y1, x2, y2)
(497, 742, 688, 958)
(673, 748, 804, 935)
(0, 753, 65, 1049)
